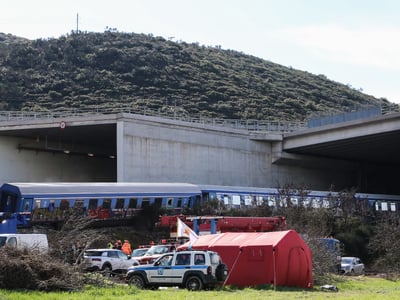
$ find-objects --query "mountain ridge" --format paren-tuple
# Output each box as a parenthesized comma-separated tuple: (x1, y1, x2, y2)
(0, 31, 397, 121)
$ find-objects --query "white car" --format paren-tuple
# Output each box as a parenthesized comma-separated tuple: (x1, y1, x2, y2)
(341, 257, 364, 275)
(131, 247, 150, 260)
(81, 248, 139, 276)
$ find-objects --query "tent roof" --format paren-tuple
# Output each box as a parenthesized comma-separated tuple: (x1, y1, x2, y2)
(193, 230, 295, 248)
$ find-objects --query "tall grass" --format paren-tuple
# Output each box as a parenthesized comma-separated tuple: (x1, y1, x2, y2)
(1, 276, 400, 300)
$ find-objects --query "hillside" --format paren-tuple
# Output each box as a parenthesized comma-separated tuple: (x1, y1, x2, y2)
(0, 31, 396, 121)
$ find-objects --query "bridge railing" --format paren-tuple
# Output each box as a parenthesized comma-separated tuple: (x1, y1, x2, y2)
(0, 109, 307, 133)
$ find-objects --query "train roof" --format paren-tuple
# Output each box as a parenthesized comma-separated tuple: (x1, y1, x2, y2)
(198, 184, 277, 194)
(0, 182, 202, 197)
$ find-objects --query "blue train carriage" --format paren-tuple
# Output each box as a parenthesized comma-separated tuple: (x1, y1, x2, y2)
(355, 192, 400, 212)
(199, 185, 279, 209)
(198, 185, 400, 211)
(0, 182, 202, 226)
(198, 185, 343, 209)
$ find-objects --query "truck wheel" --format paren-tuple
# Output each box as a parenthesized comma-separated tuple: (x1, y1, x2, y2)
(186, 276, 203, 291)
(129, 274, 146, 289)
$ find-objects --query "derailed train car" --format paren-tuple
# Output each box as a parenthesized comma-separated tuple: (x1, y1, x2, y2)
(0, 182, 202, 227)
(0, 182, 399, 228)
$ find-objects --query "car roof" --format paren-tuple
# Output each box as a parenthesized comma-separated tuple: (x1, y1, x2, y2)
(173, 250, 215, 254)
(85, 248, 121, 252)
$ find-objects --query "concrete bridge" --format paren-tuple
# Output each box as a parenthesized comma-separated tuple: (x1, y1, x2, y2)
(0, 110, 399, 194)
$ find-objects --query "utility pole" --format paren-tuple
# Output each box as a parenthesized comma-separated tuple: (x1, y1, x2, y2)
(76, 13, 79, 33)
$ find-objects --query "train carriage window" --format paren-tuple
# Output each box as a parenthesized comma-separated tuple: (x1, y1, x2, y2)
(244, 195, 252, 206)
(177, 198, 182, 208)
(60, 199, 70, 210)
(166, 198, 174, 208)
(102, 198, 112, 209)
(240, 195, 245, 206)
(381, 202, 388, 211)
(22, 199, 31, 212)
(188, 198, 192, 208)
(322, 198, 330, 208)
(208, 192, 217, 201)
(391, 203, 396, 211)
(257, 196, 266, 206)
(223, 195, 230, 205)
(202, 193, 209, 202)
(116, 198, 125, 209)
(41, 199, 50, 209)
(232, 195, 240, 206)
(89, 199, 98, 210)
(154, 198, 162, 208)
(128, 198, 137, 209)
(141, 198, 150, 208)
(195, 195, 201, 207)
(311, 197, 320, 208)
(268, 196, 276, 207)
(74, 199, 84, 208)
(49, 200, 55, 212)
(74, 199, 86, 216)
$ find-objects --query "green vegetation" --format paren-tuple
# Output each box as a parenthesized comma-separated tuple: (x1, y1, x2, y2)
(1, 276, 399, 300)
(0, 31, 396, 121)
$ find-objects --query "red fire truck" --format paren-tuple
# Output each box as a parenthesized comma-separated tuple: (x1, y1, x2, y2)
(157, 215, 286, 237)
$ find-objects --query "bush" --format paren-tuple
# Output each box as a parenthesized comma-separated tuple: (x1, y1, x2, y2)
(0, 247, 83, 291)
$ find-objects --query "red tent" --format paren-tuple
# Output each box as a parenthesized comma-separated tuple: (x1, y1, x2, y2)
(182, 230, 313, 288)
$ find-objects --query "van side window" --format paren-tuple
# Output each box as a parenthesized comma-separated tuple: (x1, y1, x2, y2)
(7, 237, 17, 247)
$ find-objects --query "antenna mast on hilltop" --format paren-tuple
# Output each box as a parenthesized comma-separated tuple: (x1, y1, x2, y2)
(76, 13, 79, 33)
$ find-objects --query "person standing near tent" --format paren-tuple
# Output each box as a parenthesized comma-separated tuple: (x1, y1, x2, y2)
(121, 240, 132, 255)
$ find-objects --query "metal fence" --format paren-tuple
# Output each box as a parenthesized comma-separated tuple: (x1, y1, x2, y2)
(0, 109, 307, 133)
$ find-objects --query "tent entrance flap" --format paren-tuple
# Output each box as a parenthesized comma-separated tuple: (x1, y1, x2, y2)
(222, 247, 243, 287)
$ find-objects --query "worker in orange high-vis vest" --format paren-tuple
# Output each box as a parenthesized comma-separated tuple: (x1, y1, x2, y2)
(121, 240, 132, 255)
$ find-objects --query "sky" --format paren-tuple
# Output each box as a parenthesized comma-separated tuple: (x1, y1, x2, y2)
(1, 0, 400, 104)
